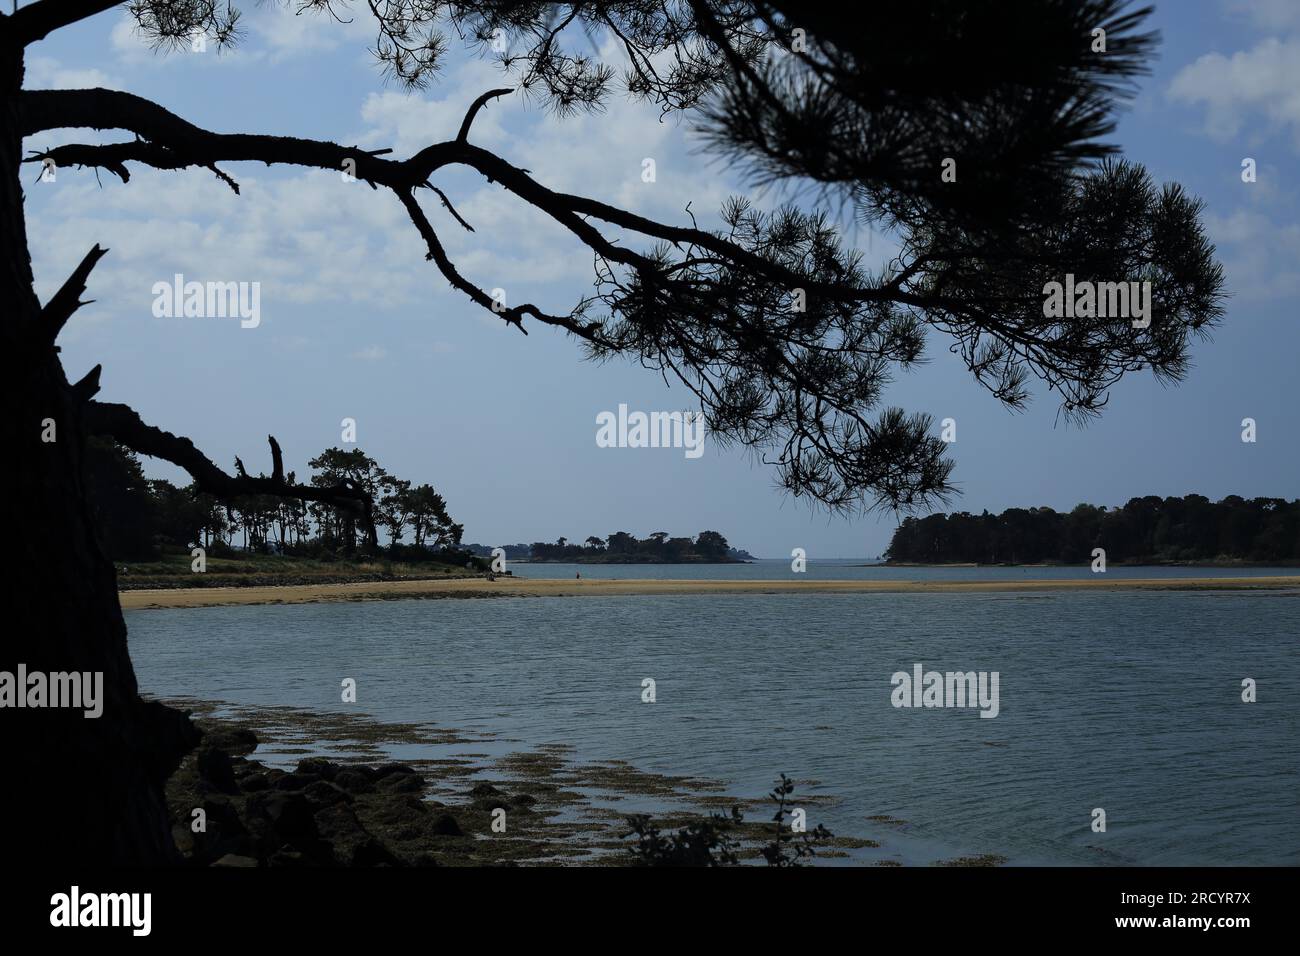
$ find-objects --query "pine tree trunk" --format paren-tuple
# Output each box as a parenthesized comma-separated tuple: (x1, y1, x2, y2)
(1, 47, 198, 866)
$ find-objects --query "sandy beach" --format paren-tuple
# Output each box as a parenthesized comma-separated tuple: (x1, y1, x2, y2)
(118, 574, 1300, 609)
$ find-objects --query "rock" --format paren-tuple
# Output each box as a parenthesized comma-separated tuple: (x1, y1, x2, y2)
(203, 727, 259, 756)
(373, 764, 418, 780)
(245, 791, 328, 860)
(296, 757, 338, 780)
(189, 796, 253, 865)
(303, 780, 352, 807)
(239, 772, 270, 793)
(333, 769, 376, 794)
(171, 823, 194, 855)
(365, 795, 430, 838)
(195, 745, 240, 794)
(312, 802, 369, 845)
(212, 854, 259, 868)
(273, 772, 322, 792)
(312, 803, 401, 867)
(377, 772, 425, 794)
(347, 838, 404, 867)
(469, 782, 502, 798)
(430, 813, 463, 836)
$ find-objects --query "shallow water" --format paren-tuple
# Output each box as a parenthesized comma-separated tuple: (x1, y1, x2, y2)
(126, 584, 1300, 866)
(514, 558, 1295, 581)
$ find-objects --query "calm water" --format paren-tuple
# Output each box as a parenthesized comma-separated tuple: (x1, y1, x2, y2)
(126, 581, 1300, 866)
(514, 558, 1295, 581)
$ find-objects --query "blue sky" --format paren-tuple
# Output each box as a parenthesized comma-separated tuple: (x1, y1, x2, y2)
(22, 1, 1299, 558)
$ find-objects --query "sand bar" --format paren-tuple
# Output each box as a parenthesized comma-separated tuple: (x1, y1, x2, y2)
(119, 574, 1300, 609)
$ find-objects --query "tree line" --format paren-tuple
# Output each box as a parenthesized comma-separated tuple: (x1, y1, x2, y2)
(89, 438, 463, 562)
(496, 530, 742, 563)
(884, 496, 1300, 565)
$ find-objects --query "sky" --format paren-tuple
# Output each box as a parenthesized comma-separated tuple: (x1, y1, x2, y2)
(21, 0, 1300, 558)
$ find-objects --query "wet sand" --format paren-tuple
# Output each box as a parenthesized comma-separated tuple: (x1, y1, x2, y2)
(119, 574, 1300, 609)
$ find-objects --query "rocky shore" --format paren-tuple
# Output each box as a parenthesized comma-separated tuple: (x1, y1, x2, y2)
(168, 716, 587, 866)
(161, 702, 888, 867)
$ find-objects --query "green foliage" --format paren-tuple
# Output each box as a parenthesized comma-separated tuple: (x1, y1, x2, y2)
(624, 809, 743, 867)
(88, 440, 463, 564)
(885, 496, 1300, 565)
(624, 774, 831, 867)
(760, 773, 833, 867)
(529, 530, 734, 562)
(85, 438, 158, 561)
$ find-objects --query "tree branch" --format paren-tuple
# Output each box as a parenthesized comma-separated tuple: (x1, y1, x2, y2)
(457, 87, 512, 143)
(84, 400, 371, 516)
(19, 89, 406, 187)
(20, 88, 870, 287)
(394, 186, 602, 337)
(426, 185, 474, 232)
(41, 242, 109, 345)
(2, 0, 122, 46)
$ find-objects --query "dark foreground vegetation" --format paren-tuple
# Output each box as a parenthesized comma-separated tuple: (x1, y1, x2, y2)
(885, 496, 1300, 565)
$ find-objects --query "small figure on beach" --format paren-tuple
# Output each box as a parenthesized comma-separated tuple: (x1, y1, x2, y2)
(576, 571, 581, 579)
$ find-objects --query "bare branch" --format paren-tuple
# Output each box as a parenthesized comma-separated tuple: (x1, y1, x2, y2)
(84, 400, 372, 516)
(426, 185, 474, 232)
(2, 0, 122, 45)
(41, 243, 109, 345)
(457, 87, 512, 143)
(268, 435, 284, 483)
(71, 364, 102, 402)
(397, 186, 551, 336)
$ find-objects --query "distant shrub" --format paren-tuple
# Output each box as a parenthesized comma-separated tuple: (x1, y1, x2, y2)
(624, 774, 832, 867)
(760, 773, 833, 867)
(624, 808, 742, 866)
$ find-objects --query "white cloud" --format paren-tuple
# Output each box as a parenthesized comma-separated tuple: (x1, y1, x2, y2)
(246, 1, 371, 63)
(111, 3, 370, 71)
(26, 165, 434, 332)
(110, 15, 156, 65)
(351, 345, 387, 360)
(1205, 208, 1300, 301)
(1168, 37, 1300, 149)
(24, 55, 122, 90)
(356, 58, 517, 157)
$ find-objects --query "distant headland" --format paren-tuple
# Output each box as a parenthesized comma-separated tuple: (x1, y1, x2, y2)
(464, 532, 755, 564)
(884, 496, 1300, 566)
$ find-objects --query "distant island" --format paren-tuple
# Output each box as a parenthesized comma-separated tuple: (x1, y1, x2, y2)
(884, 496, 1300, 566)
(464, 532, 754, 564)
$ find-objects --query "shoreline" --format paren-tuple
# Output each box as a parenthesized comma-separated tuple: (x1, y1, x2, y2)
(162, 697, 893, 866)
(120, 574, 1300, 610)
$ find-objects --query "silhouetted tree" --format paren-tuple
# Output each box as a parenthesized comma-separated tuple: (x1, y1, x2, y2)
(4, 0, 1223, 864)
(84, 438, 158, 560)
(885, 497, 1300, 564)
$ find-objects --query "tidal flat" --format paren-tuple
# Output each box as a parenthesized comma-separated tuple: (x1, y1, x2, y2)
(160, 697, 938, 867)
